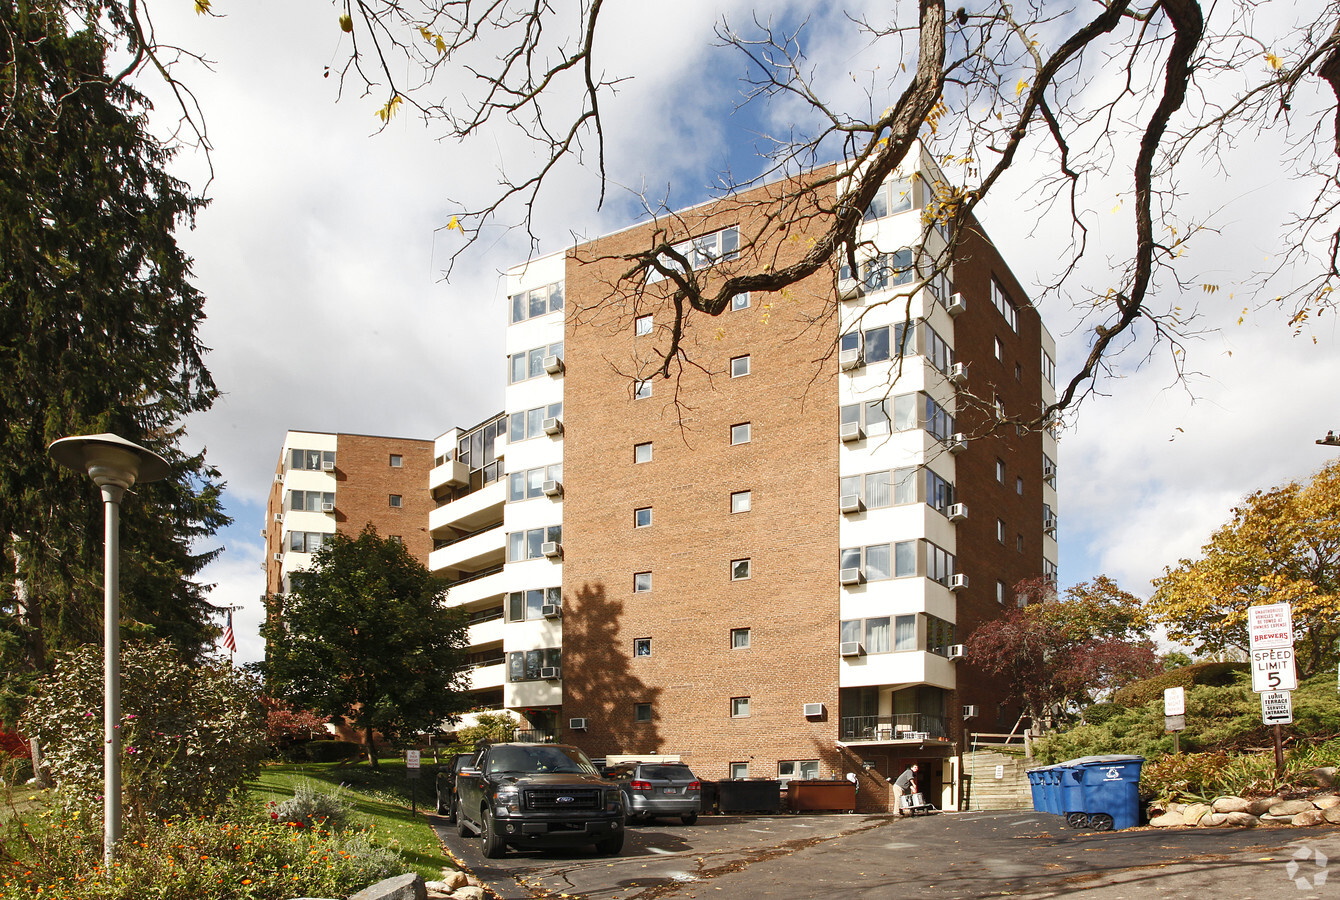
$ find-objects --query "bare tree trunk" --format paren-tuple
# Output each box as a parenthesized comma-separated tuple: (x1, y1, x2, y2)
(364, 726, 379, 769)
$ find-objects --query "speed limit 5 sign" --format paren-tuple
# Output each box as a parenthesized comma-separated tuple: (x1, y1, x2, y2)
(1251, 646, 1298, 692)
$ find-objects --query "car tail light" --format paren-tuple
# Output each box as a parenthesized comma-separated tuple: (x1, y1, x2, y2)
(630, 780, 652, 792)
(688, 781, 701, 791)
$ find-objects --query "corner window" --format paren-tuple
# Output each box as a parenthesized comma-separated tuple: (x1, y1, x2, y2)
(730, 422, 751, 445)
(731, 558, 751, 581)
(634, 442, 653, 463)
(389, 454, 403, 467)
(634, 638, 652, 657)
(634, 572, 652, 593)
(730, 355, 750, 378)
(730, 697, 751, 718)
(509, 280, 564, 324)
(635, 315, 653, 336)
(389, 494, 403, 508)
(634, 507, 652, 528)
(730, 490, 752, 513)
(634, 702, 653, 722)
(731, 627, 751, 649)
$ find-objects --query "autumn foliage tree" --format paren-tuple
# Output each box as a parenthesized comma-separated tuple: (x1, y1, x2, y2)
(965, 577, 1162, 726)
(1148, 459, 1340, 677)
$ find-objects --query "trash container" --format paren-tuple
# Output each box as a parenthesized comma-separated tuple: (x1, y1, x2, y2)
(1026, 767, 1049, 813)
(1060, 761, 1088, 828)
(699, 780, 719, 814)
(787, 780, 857, 812)
(716, 779, 782, 813)
(1041, 765, 1061, 815)
(1077, 755, 1144, 831)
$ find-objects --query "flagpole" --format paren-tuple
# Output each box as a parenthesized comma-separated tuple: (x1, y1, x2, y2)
(214, 603, 242, 665)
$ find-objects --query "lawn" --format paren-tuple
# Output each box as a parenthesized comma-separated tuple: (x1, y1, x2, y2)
(247, 758, 455, 882)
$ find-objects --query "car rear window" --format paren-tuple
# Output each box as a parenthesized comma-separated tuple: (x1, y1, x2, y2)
(641, 765, 694, 780)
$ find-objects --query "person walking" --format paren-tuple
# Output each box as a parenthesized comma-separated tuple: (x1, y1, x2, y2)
(893, 763, 919, 816)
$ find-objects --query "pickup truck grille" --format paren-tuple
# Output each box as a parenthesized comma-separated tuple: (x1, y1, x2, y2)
(524, 787, 604, 811)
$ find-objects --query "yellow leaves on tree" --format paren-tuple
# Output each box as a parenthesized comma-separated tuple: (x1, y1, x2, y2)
(1148, 459, 1340, 676)
(376, 94, 403, 123)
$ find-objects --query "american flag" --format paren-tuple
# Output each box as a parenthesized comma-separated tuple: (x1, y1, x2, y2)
(222, 610, 237, 653)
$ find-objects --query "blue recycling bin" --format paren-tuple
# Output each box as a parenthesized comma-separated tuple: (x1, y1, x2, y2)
(1077, 756, 1144, 831)
(1026, 767, 1047, 812)
(1060, 761, 1088, 826)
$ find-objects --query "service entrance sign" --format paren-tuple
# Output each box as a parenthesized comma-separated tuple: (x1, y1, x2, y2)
(1261, 691, 1293, 726)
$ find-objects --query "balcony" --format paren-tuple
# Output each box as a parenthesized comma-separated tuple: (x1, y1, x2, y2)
(430, 478, 504, 537)
(429, 458, 470, 492)
(443, 565, 507, 608)
(839, 713, 948, 743)
(514, 728, 557, 743)
(429, 522, 505, 574)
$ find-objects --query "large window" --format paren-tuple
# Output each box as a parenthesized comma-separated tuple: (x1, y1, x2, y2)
(841, 467, 952, 512)
(991, 278, 1018, 332)
(927, 615, 956, 656)
(840, 615, 913, 653)
(840, 542, 915, 581)
(647, 226, 740, 283)
(289, 449, 335, 471)
(779, 759, 821, 782)
(509, 402, 563, 442)
(289, 490, 334, 512)
(451, 414, 506, 495)
(507, 648, 561, 682)
(839, 321, 910, 365)
(840, 248, 916, 291)
(508, 342, 564, 384)
(506, 587, 561, 622)
(923, 323, 953, 375)
(863, 176, 914, 221)
(927, 541, 956, 586)
(840, 391, 955, 442)
(507, 525, 563, 561)
(509, 280, 564, 324)
(508, 464, 563, 502)
(288, 531, 328, 553)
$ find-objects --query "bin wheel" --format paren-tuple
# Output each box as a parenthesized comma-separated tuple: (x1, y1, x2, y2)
(1089, 813, 1114, 831)
(1065, 812, 1090, 829)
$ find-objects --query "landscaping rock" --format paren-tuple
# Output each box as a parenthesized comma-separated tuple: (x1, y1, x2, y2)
(1199, 812, 1228, 827)
(1150, 811, 1186, 827)
(1269, 799, 1316, 817)
(1224, 811, 1258, 827)
(1260, 814, 1298, 825)
(450, 888, 487, 900)
(1248, 797, 1283, 816)
(1324, 807, 1340, 825)
(1293, 809, 1327, 827)
(1307, 767, 1336, 788)
(1314, 795, 1340, 810)
(349, 873, 427, 900)
(1166, 801, 1187, 815)
(1182, 803, 1212, 825)
(1212, 796, 1250, 813)
(439, 872, 471, 890)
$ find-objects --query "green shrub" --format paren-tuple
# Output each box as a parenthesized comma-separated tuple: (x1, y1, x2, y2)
(454, 712, 516, 747)
(1082, 702, 1121, 725)
(272, 780, 351, 831)
(305, 740, 362, 763)
(1112, 661, 1248, 707)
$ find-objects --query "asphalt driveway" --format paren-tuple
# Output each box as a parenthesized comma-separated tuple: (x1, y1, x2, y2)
(430, 809, 1340, 899)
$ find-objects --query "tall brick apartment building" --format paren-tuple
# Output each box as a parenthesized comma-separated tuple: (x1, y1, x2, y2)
(263, 431, 436, 597)
(426, 146, 1059, 813)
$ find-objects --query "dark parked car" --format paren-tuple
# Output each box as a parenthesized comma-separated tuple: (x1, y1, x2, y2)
(436, 751, 478, 822)
(604, 761, 701, 824)
(455, 742, 625, 858)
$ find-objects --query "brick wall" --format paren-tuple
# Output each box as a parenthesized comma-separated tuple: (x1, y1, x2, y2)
(333, 434, 436, 566)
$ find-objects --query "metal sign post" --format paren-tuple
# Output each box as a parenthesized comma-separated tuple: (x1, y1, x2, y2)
(1248, 603, 1295, 783)
(406, 750, 420, 813)
(1163, 687, 1186, 753)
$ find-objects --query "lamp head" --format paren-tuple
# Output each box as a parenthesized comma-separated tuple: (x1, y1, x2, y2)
(49, 433, 170, 492)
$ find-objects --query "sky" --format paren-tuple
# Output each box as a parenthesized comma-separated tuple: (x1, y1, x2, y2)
(129, 1, 1340, 666)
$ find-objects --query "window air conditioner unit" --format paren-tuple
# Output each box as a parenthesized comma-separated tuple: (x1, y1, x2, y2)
(1044, 516, 1058, 536)
(273, 553, 283, 562)
(803, 703, 825, 717)
(946, 292, 966, 316)
(947, 433, 967, 455)
(948, 644, 966, 659)
(1043, 464, 1056, 479)
(568, 717, 588, 731)
(541, 603, 561, 619)
(542, 479, 563, 498)
(839, 641, 864, 657)
(321, 460, 335, 472)
(950, 573, 969, 591)
(543, 355, 564, 375)
(542, 541, 563, 559)
(273, 513, 283, 523)
(948, 502, 968, 522)
(839, 494, 864, 515)
(839, 567, 865, 586)
(321, 501, 335, 513)
(962, 704, 978, 718)
(949, 362, 968, 385)
(839, 347, 862, 371)
(273, 473, 284, 483)
(838, 277, 864, 300)
(839, 422, 864, 443)
(543, 416, 563, 436)
(540, 666, 560, 680)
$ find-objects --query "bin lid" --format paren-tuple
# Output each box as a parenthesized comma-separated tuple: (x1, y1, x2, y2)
(1067, 755, 1144, 767)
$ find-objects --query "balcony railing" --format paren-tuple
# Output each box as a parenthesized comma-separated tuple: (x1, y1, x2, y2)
(447, 564, 505, 590)
(514, 729, 556, 743)
(432, 521, 503, 551)
(840, 713, 947, 742)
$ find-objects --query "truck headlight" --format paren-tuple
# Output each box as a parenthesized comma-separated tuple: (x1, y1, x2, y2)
(605, 789, 623, 812)
(493, 787, 521, 815)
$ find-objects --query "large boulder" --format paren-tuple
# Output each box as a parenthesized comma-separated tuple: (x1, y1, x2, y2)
(1212, 796, 1251, 813)
(1182, 803, 1212, 825)
(1269, 799, 1317, 817)
(1293, 809, 1327, 827)
(1224, 811, 1258, 827)
(349, 873, 428, 900)
(1306, 767, 1336, 788)
(1150, 811, 1186, 827)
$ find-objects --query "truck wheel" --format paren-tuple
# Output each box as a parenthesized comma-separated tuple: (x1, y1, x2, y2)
(680, 813, 698, 825)
(595, 831, 625, 856)
(442, 792, 457, 824)
(481, 807, 508, 859)
(436, 787, 449, 816)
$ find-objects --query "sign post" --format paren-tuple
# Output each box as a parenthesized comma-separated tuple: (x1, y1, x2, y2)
(406, 749, 421, 813)
(1163, 687, 1186, 753)
(1248, 603, 1295, 783)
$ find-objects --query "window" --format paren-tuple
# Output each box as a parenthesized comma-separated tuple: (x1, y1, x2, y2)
(1015, 362, 1023, 381)
(730, 490, 752, 513)
(923, 323, 953, 375)
(730, 355, 750, 377)
(840, 392, 955, 442)
(634, 442, 653, 463)
(388, 535, 402, 544)
(1042, 349, 1056, 387)
(635, 315, 653, 335)
(997, 518, 1006, 543)
(927, 542, 957, 586)
(506, 587, 561, 622)
(991, 278, 1018, 331)
(634, 702, 653, 722)
(996, 459, 1006, 483)
(1043, 454, 1057, 488)
(839, 248, 916, 291)
(1016, 476, 1024, 495)
(997, 580, 1007, 604)
(840, 542, 916, 581)
(840, 616, 915, 653)
(1017, 533, 1024, 552)
(731, 558, 751, 581)
(634, 572, 652, 593)
(730, 422, 751, 445)
(862, 175, 914, 221)
(289, 490, 334, 512)
(731, 292, 750, 311)
(389, 454, 403, 467)
(506, 647, 561, 682)
(288, 531, 327, 553)
(1044, 558, 1058, 582)
(841, 468, 918, 510)
(389, 494, 403, 508)
(509, 402, 564, 442)
(994, 337, 1003, 361)
(508, 464, 563, 502)
(730, 627, 751, 649)
(779, 760, 821, 781)
(729, 762, 749, 779)
(289, 449, 336, 472)
(509, 280, 564, 324)
(838, 321, 911, 366)
(927, 615, 956, 655)
(647, 226, 740, 284)
(507, 525, 563, 561)
(634, 379, 653, 400)
(634, 507, 652, 528)
(730, 697, 751, 718)
(633, 638, 652, 657)
(508, 341, 564, 383)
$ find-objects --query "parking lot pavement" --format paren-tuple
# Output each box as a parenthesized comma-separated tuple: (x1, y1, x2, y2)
(430, 810, 1340, 900)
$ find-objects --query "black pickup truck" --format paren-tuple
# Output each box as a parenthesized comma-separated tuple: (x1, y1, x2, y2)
(455, 742, 625, 858)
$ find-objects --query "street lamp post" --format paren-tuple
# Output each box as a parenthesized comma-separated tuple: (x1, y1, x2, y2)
(48, 434, 169, 866)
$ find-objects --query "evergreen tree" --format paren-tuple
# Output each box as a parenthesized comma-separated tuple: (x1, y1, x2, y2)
(0, 0, 228, 721)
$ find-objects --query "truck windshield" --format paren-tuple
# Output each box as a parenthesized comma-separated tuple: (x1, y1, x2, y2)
(487, 746, 598, 775)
